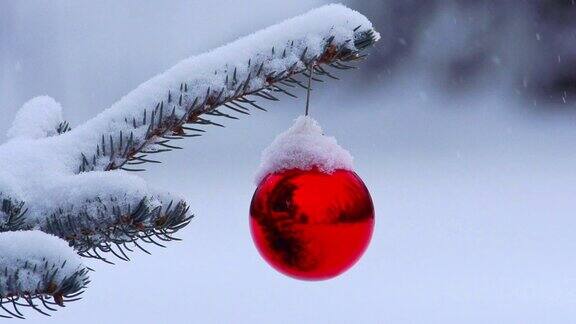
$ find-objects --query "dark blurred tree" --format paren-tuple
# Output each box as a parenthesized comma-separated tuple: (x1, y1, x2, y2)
(350, 0, 576, 107)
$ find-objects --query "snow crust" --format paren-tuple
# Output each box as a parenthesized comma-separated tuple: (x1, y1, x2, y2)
(255, 116, 353, 183)
(7, 96, 64, 140)
(0, 230, 85, 293)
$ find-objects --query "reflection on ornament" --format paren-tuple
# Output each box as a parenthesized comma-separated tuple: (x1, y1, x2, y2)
(250, 168, 374, 280)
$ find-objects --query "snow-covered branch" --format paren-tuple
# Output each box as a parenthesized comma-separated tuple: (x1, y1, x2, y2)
(67, 4, 379, 173)
(0, 172, 191, 264)
(0, 231, 89, 318)
(43, 189, 191, 263)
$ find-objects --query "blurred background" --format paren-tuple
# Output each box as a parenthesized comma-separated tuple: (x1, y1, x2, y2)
(1, 1, 576, 323)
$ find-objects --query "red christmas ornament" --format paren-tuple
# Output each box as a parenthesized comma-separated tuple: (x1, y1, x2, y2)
(250, 168, 374, 280)
(250, 116, 374, 280)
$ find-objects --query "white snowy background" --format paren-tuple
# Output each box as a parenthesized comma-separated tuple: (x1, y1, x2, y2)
(2, 1, 576, 323)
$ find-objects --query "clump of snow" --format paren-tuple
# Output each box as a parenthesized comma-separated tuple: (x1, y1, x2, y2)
(0, 230, 86, 293)
(255, 116, 354, 183)
(7, 96, 64, 140)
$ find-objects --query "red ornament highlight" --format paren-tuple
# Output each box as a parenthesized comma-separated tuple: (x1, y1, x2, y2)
(250, 168, 374, 280)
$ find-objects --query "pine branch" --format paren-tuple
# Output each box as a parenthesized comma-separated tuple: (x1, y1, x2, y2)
(71, 15, 379, 174)
(56, 121, 71, 135)
(0, 231, 89, 319)
(44, 197, 191, 264)
(0, 185, 192, 264)
(0, 197, 28, 231)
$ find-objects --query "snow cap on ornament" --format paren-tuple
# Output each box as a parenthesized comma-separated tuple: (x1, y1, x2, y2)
(255, 115, 354, 183)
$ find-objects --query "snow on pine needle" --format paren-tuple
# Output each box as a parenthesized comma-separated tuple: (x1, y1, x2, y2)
(0, 3, 378, 318)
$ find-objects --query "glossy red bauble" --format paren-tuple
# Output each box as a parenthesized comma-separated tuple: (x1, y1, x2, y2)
(250, 168, 374, 280)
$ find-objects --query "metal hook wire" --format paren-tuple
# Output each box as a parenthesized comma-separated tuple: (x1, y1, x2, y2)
(305, 63, 314, 116)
